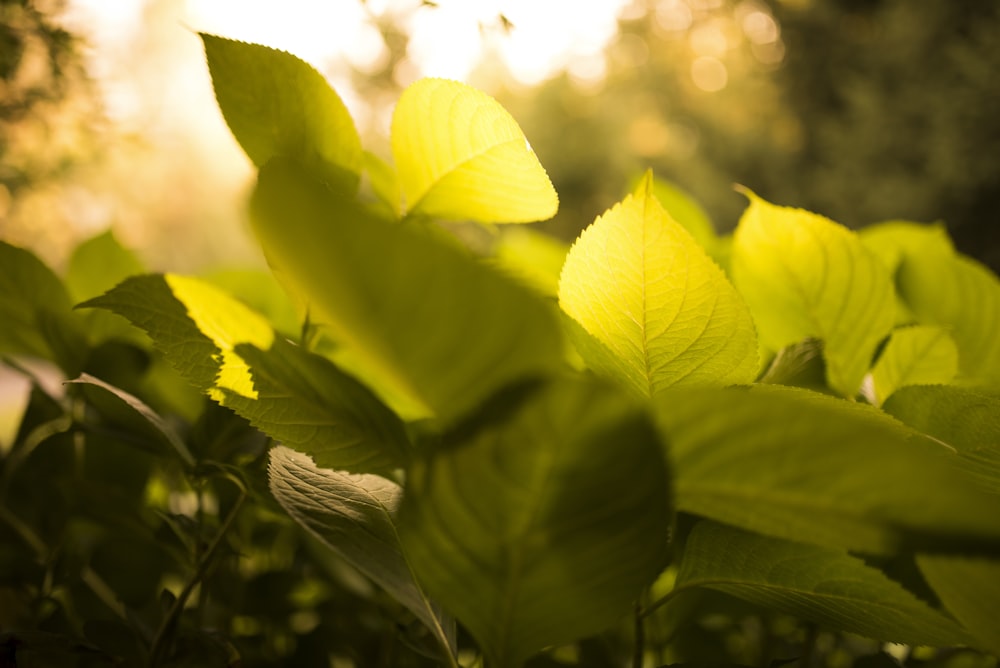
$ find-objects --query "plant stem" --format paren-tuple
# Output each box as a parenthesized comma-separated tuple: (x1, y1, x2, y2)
(148, 475, 247, 667)
(632, 599, 646, 668)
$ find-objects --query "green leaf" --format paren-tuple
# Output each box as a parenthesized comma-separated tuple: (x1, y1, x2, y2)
(399, 377, 672, 668)
(730, 191, 894, 396)
(201, 33, 362, 189)
(646, 175, 719, 258)
(917, 554, 1000, 653)
(66, 230, 148, 346)
(490, 227, 568, 297)
(897, 242, 1000, 387)
(65, 230, 145, 304)
(66, 373, 194, 467)
(82, 274, 409, 473)
(558, 172, 758, 396)
(362, 149, 402, 218)
(200, 268, 301, 337)
(883, 385, 1000, 495)
(226, 338, 411, 472)
(673, 521, 973, 647)
(868, 325, 958, 405)
(391, 78, 558, 223)
(859, 220, 952, 324)
(268, 446, 457, 662)
(652, 384, 1000, 554)
(0, 241, 88, 375)
(250, 158, 565, 423)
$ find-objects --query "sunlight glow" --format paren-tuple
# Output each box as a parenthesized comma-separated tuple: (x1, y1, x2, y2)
(182, 0, 631, 86)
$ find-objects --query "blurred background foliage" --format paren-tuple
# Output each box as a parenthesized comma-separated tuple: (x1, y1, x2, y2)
(1, 0, 998, 269)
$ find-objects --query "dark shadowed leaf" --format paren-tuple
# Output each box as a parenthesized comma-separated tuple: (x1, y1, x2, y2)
(673, 521, 973, 647)
(399, 377, 672, 668)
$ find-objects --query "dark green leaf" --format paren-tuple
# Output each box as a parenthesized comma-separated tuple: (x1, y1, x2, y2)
(674, 521, 973, 647)
(82, 274, 409, 473)
(67, 373, 194, 467)
(0, 241, 88, 375)
(883, 385, 1000, 495)
(917, 554, 1000, 653)
(268, 446, 456, 662)
(399, 377, 672, 668)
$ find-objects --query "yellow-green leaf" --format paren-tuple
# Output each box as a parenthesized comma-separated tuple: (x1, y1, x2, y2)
(898, 245, 1000, 387)
(391, 78, 558, 223)
(868, 325, 958, 405)
(202, 34, 362, 189)
(558, 172, 758, 396)
(730, 190, 894, 397)
(646, 175, 719, 258)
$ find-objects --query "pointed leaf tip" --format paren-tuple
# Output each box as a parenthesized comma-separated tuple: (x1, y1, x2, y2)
(559, 179, 758, 395)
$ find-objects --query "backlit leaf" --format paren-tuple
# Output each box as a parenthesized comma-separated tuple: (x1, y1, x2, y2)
(391, 78, 558, 223)
(731, 191, 894, 396)
(884, 385, 1000, 495)
(647, 175, 718, 258)
(268, 446, 456, 660)
(918, 554, 1000, 653)
(201, 34, 362, 189)
(399, 377, 672, 668)
(674, 521, 973, 647)
(82, 274, 409, 473)
(652, 384, 1000, 554)
(559, 172, 758, 396)
(250, 158, 564, 423)
(869, 325, 958, 405)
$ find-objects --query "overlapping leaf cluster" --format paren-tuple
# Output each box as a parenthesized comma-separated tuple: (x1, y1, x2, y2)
(2, 34, 999, 668)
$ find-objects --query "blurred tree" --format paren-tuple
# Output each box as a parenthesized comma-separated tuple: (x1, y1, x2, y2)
(500, 0, 1000, 270)
(0, 0, 101, 206)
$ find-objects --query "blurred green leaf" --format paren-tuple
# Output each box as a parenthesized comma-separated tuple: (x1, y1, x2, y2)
(897, 241, 1000, 387)
(652, 384, 1000, 554)
(859, 220, 952, 325)
(674, 521, 973, 647)
(201, 33, 362, 190)
(268, 446, 456, 662)
(559, 172, 758, 396)
(362, 149, 402, 218)
(646, 175, 719, 258)
(491, 227, 568, 297)
(731, 191, 894, 396)
(65, 230, 145, 304)
(883, 385, 1000, 495)
(917, 554, 1000, 653)
(0, 241, 88, 375)
(391, 77, 558, 223)
(399, 377, 672, 668)
(869, 325, 958, 405)
(250, 158, 565, 423)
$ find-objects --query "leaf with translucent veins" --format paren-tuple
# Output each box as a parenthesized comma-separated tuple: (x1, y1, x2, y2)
(558, 171, 758, 396)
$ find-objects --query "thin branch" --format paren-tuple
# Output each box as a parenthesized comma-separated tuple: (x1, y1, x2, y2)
(148, 475, 247, 667)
